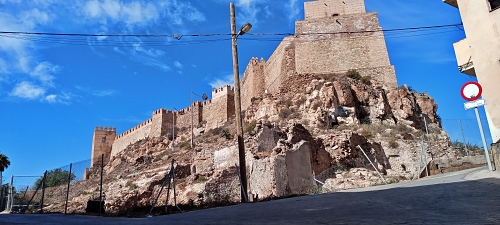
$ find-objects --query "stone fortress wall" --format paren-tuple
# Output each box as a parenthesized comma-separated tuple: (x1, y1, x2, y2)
(91, 126, 116, 167)
(97, 85, 236, 163)
(240, 0, 397, 110)
(92, 0, 398, 165)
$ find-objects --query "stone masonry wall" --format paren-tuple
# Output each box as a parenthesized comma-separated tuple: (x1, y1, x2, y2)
(304, 0, 365, 20)
(241, 57, 266, 111)
(111, 119, 153, 158)
(150, 108, 174, 138)
(104, 85, 237, 160)
(264, 37, 294, 96)
(203, 85, 235, 130)
(294, 12, 397, 87)
(91, 126, 116, 167)
(176, 101, 203, 130)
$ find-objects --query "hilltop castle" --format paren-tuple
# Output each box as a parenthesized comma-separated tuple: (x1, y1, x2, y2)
(90, 0, 397, 167)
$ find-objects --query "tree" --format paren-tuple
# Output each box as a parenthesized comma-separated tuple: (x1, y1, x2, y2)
(34, 168, 76, 189)
(0, 153, 10, 209)
(0, 154, 10, 173)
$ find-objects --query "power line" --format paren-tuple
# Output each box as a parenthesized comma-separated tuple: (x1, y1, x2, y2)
(0, 23, 462, 38)
(0, 23, 463, 47)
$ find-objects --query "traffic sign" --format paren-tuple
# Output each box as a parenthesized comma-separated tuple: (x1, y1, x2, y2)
(464, 99, 485, 110)
(461, 81, 482, 101)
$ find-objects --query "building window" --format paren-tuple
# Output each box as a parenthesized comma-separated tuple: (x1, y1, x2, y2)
(489, 0, 500, 11)
(101, 137, 106, 143)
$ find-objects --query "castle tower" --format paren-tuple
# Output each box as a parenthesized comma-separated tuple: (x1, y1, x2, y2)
(203, 85, 235, 130)
(150, 108, 174, 138)
(240, 0, 397, 104)
(295, 0, 397, 87)
(304, 0, 366, 19)
(241, 57, 266, 110)
(91, 126, 116, 168)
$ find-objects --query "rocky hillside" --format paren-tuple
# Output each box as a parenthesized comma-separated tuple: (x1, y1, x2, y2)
(43, 73, 459, 215)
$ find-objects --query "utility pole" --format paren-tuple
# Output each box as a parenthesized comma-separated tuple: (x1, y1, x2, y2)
(230, 2, 247, 203)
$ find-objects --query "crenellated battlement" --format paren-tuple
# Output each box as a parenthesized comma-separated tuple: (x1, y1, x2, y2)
(92, 0, 397, 167)
(152, 108, 167, 116)
(212, 85, 234, 100)
(203, 100, 212, 106)
(95, 126, 116, 131)
(115, 118, 153, 140)
(304, 0, 366, 20)
(176, 101, 203, 115)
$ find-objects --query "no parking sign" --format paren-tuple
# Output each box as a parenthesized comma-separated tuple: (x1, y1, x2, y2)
(461, 81, 485, 110)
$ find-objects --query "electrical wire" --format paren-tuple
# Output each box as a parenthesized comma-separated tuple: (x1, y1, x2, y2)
(0, 23, 464, 47)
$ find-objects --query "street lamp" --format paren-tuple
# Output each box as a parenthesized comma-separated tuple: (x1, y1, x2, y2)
(190, 92, 207, 149)
(230, 2, 252, 203)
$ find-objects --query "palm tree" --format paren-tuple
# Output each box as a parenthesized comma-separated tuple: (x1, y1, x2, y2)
(0, 153, 10, 173)
(0, 153, 10, 211)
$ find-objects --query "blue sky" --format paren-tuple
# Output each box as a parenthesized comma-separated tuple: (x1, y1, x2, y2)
(0, 0, 490, 182)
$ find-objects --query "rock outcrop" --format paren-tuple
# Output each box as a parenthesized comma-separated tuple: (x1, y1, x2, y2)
(42, 75, 456, 215)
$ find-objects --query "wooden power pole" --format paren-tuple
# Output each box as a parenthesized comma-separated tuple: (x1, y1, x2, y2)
(230, 2, 247, 203)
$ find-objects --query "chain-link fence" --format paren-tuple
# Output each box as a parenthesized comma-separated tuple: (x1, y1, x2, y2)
(4, 175, 39, 213)
(441, 118, 494, 152)
(6, 155, 106, 215)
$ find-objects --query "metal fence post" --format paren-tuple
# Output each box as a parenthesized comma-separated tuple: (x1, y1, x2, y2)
(458, 118, 469, 156)
(7, 176, 13, 212)
(423, 117, 435, 160)
(165, 161, 173, 213)
(41, 171, 47, 213)
(99, 154, 104, 216)
(0, 183, 4, 211)
(65, 163, 72, 214)
(356, 145, 388, 184)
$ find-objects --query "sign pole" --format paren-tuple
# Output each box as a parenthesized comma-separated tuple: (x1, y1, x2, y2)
(461, 81, 492, 170)
(475, 107, 493, 171)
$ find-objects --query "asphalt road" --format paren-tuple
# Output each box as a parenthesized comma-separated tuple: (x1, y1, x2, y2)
(1, 167, 499, 224)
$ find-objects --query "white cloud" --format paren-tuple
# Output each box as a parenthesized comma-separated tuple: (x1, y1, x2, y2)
(160, 0, 206, 25)
(75, 86, 117, 97)
(174, 61, 183, 69)
(0, 58, 8, 74)
(44, 94, 57, 103)
(286, 0, 300, 22)
(236, 0, 268, 25)
(212, 0, 270, 26)
(93, 90, 116, 97)
(209, 74, 234, 89)
(42, 92, 73, 104)
(30, 62, 60, 85)
(132, 42, 165, 57)
(20, 8, 51, 28)
(10, 81, 46, 99)
(83, 0, 160, 28)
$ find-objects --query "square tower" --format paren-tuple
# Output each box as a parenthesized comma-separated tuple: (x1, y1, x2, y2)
(304, 0, 366, 19)
(91, 126, 116, 168)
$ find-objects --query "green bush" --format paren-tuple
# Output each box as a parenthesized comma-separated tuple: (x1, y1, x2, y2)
(219, 129, 232, 139)
(346, 69, 362, 80)
(245, 120, 257, 134)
